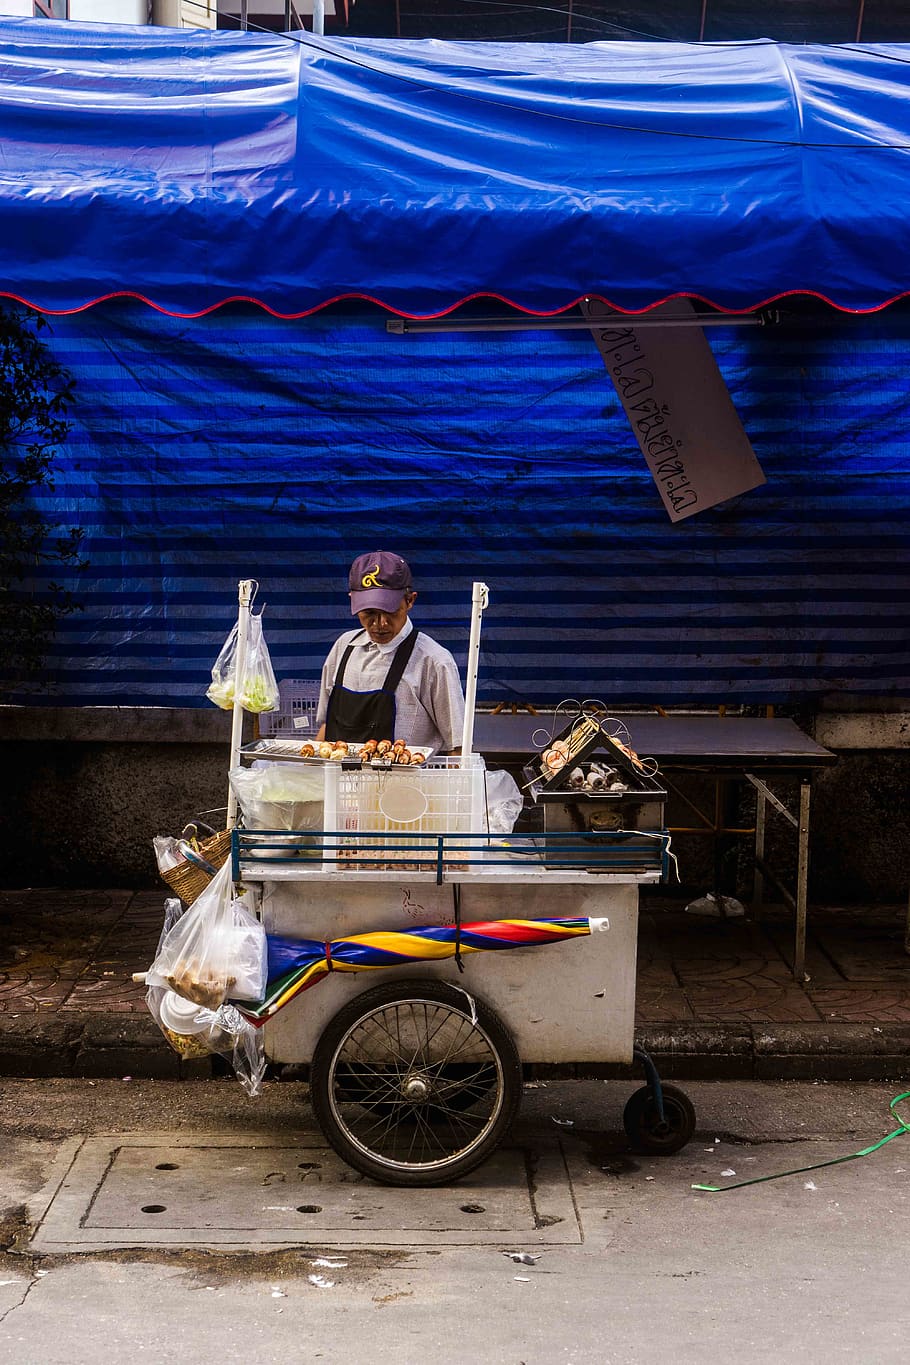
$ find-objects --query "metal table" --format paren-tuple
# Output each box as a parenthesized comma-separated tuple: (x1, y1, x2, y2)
(473, 714, 837, 981)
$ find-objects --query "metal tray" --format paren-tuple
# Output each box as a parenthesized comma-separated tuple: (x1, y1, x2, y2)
(241, 738, 436, 767)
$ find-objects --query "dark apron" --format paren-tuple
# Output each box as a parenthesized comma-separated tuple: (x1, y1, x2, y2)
(324, 629, 420, 743)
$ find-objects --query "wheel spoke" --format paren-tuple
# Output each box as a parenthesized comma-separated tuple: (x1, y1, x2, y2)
(420, 1002, 471, 1063)
(430, 1015, 476, 1069)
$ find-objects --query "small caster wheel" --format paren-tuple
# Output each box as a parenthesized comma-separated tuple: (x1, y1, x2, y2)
(623, 1083, 696, 1155)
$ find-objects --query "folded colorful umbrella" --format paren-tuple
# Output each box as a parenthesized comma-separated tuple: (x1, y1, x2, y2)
(238, 916, 609, 1023)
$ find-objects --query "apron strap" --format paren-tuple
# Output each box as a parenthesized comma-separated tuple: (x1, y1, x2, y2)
(381, 628, 420, 694)
(332, 631, 367, 691)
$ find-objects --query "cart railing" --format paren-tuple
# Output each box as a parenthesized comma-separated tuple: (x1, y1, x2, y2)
(232, 828, 671, 883)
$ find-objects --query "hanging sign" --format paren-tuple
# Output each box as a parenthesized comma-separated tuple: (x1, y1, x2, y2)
(582, 298, 766, 522)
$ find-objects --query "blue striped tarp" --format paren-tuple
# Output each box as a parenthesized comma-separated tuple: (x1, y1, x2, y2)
(9, 302, 910, 706)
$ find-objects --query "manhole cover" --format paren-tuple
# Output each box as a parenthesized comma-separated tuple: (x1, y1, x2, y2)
(29, 1132, 581, 1252)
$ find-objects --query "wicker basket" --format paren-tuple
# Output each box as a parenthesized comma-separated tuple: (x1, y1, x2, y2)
(161, 829, 232, 906)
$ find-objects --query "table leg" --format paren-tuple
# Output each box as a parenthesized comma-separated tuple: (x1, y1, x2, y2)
(794, 779, 811, 983)
(753, 786, 767, 919)
(713, 776, 743, 915)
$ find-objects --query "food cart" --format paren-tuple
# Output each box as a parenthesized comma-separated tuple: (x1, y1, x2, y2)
(151, 580, 696, 1187)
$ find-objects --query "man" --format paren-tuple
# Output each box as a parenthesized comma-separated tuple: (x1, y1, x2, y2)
(315, 551, 465, 753)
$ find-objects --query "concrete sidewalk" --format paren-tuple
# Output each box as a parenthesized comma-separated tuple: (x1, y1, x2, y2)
(1, 888, 909, 1082)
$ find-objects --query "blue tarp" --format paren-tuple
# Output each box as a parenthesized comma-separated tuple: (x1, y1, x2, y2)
(3, 23, 910, 707)
(2, 21, 910, 317)
(15, 302, 910, 707)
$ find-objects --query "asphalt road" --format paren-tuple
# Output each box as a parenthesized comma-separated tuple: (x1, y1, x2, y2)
(1, 1077, 909, 1364)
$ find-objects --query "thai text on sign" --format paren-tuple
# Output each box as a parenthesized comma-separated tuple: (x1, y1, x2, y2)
(582, 298, 766, 522)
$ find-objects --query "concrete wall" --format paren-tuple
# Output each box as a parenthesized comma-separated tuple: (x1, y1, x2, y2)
(0, 706, 908, 902)
(0, 709, 240, 888)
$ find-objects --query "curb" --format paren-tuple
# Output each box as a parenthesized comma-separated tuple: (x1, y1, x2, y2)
(0, 1015, 908, 1084)
(635, 1022, 910, 1083)
(0, 1015, 210, 1081)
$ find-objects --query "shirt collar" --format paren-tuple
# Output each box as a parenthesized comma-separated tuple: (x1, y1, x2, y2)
(361, 615, 413, 656)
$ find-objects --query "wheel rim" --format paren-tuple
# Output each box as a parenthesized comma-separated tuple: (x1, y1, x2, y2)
(326, 996, 506, 1173)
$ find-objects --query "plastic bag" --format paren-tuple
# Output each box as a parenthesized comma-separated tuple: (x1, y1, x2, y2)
(146, 861, 266, 1009)
(206, 623, 239, 709)
(145, 896, 265, 1096)
(152, 835, 183, 874)
(484, 768, 524, 834)
(206, 612, 279, 714)
(229, 763, 325, 831)
(147, 989, 266, 1098)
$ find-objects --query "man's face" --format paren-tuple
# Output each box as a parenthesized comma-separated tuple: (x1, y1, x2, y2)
(356, 592, 415, 646)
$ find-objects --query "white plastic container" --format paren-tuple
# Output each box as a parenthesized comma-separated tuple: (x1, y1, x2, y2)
(158, 990, 217, 1035)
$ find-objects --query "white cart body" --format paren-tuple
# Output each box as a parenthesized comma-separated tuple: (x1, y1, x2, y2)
(242, 869, 650, 1066)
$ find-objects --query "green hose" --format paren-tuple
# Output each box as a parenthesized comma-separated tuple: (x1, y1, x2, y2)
(692, 1089, 910, 1193)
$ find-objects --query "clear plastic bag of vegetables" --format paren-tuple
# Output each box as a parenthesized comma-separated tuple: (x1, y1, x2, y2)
(206, 610, 279, 714)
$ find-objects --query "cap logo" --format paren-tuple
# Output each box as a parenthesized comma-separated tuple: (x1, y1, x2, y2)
(361, 564, 382, 589)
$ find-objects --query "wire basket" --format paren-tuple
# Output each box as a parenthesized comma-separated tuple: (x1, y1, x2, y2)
(257, 679, 322, 739)
(160, 828, 232, 905)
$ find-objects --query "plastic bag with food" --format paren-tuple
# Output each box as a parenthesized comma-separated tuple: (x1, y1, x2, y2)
(145, 861, 266, 1009)
(147, 987, 266, 1097)
(145, 896, 265, 1096)
(205, 612, 279, 714)
(229, 763, 324, 831)
(206, 622, 240, 710)
(239, 611, 279, 713)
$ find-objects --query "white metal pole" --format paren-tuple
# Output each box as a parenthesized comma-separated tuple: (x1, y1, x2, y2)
(312, 0, 324, 33)
(226, 579, 254, 829)
(460, 581, 489, 759)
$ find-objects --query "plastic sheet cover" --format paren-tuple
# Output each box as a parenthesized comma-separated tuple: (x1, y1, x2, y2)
(2, 21, 910, 317)
(10, 302, 910, 708)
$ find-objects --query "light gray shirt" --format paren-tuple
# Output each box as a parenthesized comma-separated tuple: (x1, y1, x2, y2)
(316, 619, 466, 752)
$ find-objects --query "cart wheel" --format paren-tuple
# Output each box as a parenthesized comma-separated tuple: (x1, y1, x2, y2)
(310, 979, 522, 1187)
(622, 1084, 696, 1155)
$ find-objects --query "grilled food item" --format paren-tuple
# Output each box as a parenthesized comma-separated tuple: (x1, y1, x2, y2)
(299, 742, 316, 758)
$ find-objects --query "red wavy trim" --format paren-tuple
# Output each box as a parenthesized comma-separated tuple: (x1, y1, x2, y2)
(2, 285, 909, 319)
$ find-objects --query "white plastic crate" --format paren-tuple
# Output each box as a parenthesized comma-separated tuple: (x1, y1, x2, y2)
(257, 678, 322, 738)
(323, 756, 488, 867)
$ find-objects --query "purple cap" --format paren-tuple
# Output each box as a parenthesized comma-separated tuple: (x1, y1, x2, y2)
(348, 551, 414, 615)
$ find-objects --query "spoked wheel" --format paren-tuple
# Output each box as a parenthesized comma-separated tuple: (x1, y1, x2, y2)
(622, 1083, 696, 1155)
(310, 979, 522, 1186)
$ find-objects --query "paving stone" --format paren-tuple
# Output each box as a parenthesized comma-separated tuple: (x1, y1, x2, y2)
(61, 977, 148, 1013)
(0, 972, 80, 1012)
(634, 985, 696, 1022)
